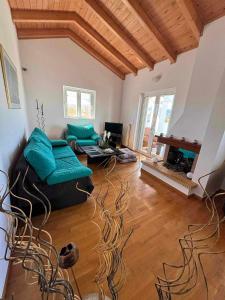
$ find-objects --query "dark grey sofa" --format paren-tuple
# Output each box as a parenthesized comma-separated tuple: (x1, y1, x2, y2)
(11, 152, 94, 216)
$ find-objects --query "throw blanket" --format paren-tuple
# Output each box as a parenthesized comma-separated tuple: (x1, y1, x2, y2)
(117, 148, 137, 163)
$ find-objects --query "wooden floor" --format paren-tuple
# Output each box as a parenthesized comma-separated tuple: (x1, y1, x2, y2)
(5, 157, 225, 300)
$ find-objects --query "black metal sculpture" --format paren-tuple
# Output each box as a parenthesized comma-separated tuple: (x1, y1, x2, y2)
(0, 168, 78, 299)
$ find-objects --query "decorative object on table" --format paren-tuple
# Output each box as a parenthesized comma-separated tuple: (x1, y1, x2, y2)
(117, 148, 137, 164)
(77, 156, 134, 299)
(35, 99, 45, 132)
(99, 130, 111, 149)
(59, 243, 82, 299)
(0, 168, 80, 300)
(102, 148, 114, 154)
(0, 44, 20, 108)
(155, 166, 225, 299)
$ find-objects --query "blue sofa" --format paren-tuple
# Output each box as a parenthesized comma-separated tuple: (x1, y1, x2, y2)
(66, 124, 101, 147)
(24, 128, 92, 184)
(12, 128, 94, 215)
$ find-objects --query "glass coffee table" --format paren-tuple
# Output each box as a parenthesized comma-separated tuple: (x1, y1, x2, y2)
(80, 145, 122, 165)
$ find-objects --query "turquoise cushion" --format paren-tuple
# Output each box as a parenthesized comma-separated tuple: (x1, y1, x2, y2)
(52, 146, 75, 159)
(50, 139, 68, 147)
(178, 148, 196, 159)
(76, 139, 97, 146)
(67, 124, 95, 139)
(47, 157, 93, 185)
(24, 140, 56, 180)
(91, 133, 101, 141)
(66, 135, 77, 143)
(56, 156, 79, 165)
(29, 128, 52, 150)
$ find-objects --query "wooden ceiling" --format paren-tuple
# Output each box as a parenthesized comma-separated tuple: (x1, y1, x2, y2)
(8, 0, 225, 79)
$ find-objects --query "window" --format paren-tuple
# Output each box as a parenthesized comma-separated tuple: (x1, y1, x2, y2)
(63, 85, 96, 119)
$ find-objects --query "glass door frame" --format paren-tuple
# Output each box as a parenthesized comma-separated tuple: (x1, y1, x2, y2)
(134, 88, 176, 156)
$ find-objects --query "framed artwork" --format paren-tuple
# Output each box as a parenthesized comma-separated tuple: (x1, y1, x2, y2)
(0, 44, 20, 109)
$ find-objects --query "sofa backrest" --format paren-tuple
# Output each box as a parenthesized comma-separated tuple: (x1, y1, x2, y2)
(29, 127, 52, 149)
(67, 124, 95, 139)
(25, 128, 55, 180)
(24, 139, 56, 181)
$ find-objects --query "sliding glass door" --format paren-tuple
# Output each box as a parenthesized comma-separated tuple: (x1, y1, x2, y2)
(136, 91, 175, 156)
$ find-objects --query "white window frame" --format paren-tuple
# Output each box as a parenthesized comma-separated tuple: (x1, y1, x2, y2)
(63, 85, 96, 120)
(134, 88, 176, 154)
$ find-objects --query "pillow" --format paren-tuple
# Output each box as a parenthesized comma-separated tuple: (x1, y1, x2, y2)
(67, 124, 95, 139)
(29, 135, 51, 150)
(24, 140, 56, 180)
(29, 128, 52, 149)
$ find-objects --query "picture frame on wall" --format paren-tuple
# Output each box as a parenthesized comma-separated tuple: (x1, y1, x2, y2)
(0, 44, 20, 109)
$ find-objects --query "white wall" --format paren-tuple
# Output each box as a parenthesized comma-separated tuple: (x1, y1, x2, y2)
(19, 38, 123, 138)
(120, 49, 197, 148)
(205, 131, 225, 194)
(0, 1, 28, 298)
(193, 66, 225, 195)
(171, 18, 225, 142)
(181, 17, 225, 195)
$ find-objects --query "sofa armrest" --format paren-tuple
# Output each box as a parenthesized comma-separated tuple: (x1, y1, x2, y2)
(50, 139, 68, 147)
(66, 135, 77, 143)
(91, 133, 101, 141)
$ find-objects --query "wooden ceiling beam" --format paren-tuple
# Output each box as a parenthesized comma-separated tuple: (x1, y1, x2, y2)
(11, 9, 137, 74)
(17, 28, 125, 80)
(122, 0, 176, 63)
(84, 0, 154, 70)
(176, 0, 203, 41)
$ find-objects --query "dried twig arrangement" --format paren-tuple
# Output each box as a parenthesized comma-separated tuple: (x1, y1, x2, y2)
(95, 157, 133, 300)
(0, 168, 79, 300)
(155, 166, 225, 300)
(77, 156, 134, 300)
(36, 99, 45, 132)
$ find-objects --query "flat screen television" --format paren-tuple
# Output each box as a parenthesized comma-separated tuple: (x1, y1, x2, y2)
(105, 122, 123, 135)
